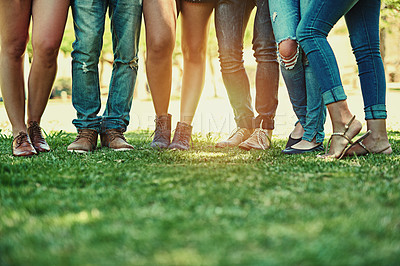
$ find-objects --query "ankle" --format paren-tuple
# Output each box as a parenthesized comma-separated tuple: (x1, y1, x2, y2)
(13, 127, 27, 138)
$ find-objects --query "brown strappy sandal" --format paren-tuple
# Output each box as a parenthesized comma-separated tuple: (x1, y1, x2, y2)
(324, 115, 371, 159)
(346, 140, 391, 157)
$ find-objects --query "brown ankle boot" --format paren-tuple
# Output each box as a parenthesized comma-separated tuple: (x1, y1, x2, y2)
(150, 114, 171, 149)
(168, 122, 192, 150)
(67, 129, 98, 153)
(100, 129, 133, 151)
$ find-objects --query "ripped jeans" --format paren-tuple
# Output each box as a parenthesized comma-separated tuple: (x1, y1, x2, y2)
(215, 0, 279, 129)
(71, 0, 143, 133)
(269, 0, 326, 143)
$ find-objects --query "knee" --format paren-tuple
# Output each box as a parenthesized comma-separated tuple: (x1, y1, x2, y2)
(33, 39, 60, 65)
(0, 36, 29, 59)
(182, 41, 207, 64)
(146, 34, 175, 59)
(296, 22, 308, 43)
(278, 39, 300, 70)
(278, 39, 298, 58)
(218, 49, 244, 73)
(253, 41, 277, 63)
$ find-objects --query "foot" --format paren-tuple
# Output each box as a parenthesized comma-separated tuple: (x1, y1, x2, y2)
(150, 114, 171, 149)
(285, 123, 304, 148)
(27, 121, 50, 153)
(290, 122, 305, 139)
(282, 139, 324, 155)
(67, 129, 98, 153)
(239, 128, 272, 150)
(100, 129, 134, 151)
(216, 128, 253, 148)
(12, 131, 37, 157)
(291, 139, 321, 150)
(324, 116, 362, 158)
(168, 122, 192, 150)
(346, 119, 392, 156)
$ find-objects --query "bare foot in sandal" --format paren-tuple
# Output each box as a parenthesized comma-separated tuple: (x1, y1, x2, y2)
(345, 119, 392, 156)
(321, 101, 363, 159)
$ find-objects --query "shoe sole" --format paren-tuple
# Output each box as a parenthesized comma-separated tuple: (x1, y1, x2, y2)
(239, 143, 268, 151)
(110, 148, 134, 151)
(67, 149, 90, 153)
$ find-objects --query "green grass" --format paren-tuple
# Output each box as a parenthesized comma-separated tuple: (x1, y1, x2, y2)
(1, 130, 400, 265)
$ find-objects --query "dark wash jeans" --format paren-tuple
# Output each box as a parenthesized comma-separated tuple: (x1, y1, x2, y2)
(71, 0, 143, 133)
(297, 0, 387, 120)
(215, 0, 279, 129)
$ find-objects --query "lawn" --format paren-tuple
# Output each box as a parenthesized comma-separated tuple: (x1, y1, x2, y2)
(1, 130, 400, 265)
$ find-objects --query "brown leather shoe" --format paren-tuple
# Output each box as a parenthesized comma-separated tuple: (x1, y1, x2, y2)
(239, 128, 272, 150)
(150, 114, 171, 149)
(168, 122, 192, 150)
(12, 131, 37, 157)
(215, 128, 253, 148)
(27, 121, 50, 153)
(67, 129, 98, 153)
(100, 129, 133, 151)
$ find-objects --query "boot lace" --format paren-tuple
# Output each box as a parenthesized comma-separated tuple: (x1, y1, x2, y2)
(28, 121, 46, 144)
(14, 132, 30, 148)
(103, 129, 126, 142)
(173, 125, 192, 148)
(76, 130, 98, 145)
(151, 118, 170, 142)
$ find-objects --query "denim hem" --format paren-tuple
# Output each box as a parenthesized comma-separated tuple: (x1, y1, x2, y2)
(261, 120, 275, 130)
(322, 86, 347, 105)
(74, 126, 100, 133)
(302, 132, 325, 144)
(364, 104, 387, 120)
(101, 122, 127, 133)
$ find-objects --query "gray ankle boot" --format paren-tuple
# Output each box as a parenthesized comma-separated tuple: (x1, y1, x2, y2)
(150, 114, 172, 149)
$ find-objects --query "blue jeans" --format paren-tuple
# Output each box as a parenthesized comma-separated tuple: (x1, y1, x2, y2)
(71, 0, 143, 133)
(269, 0, 326, 143)
(297, 0, 387, 120)
(215, 0, 279, 129)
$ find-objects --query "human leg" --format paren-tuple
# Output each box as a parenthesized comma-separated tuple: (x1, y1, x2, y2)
(269, 0, 324, 151)
(214, 0, 255, 148)
(238, 0, 279, 151)
(214, 0, 255, 129)
(343, 0, 391, 155)
(168, 1, 214, 150)
(0, 0, 32, 137)
(297, 0, 365, 158)
(144, 0, 176, 149)
(27, 0, 70, 153)
(68, 0, 107, 152)
(143, 0, 177, 117)
(101, 0, 142, 131)
(28, 0, 69, 124)
(179, 1, 214, 125)
(70, 0, 107, 133)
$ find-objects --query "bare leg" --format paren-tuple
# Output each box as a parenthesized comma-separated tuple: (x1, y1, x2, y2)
(0, 0, 32, 137)
(180, 2, 214, 125)
(27, 0, 69, 124)
(143, 0, 177, 116)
